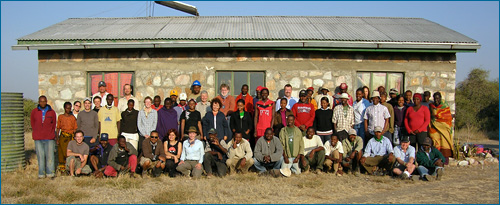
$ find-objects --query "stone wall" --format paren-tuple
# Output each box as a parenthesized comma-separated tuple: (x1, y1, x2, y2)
(38, 49, 457, 115)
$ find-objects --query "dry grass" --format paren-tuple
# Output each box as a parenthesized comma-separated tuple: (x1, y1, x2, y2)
(2, 133, 498, 204)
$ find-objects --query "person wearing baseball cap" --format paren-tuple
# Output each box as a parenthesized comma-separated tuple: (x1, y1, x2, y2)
(170, 90, 179, 107)
(89, 133, 112, 178)
(333, 83, 353, 107)
(340, 129, 364, 176)
(392, 136, 418, 180)
(92, 81, 113, 109)
(203, 128, 229, 178)
(332, 93, 355, 142)
(291, 90, 315, 136)
(174, 93, 188, 124)
(253, 86, 264, 106)
(306, 87, 318, 110)
(360, 126, 394, 176)
(189, 80, 202, 102)
(363, 90, 390, 147)
(416, 137, 445, 181)
(387, 88, 399, 107)
(78, 97, 100, 148)
(314, 86, 334, 110)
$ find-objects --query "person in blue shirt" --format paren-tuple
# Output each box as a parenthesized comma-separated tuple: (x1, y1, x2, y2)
(176, 126, 204, 178)
(360, 126, 394, 176)
(392, 136, 418, 180)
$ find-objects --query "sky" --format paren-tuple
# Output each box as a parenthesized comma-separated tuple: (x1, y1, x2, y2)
(1, 1, 498, 100)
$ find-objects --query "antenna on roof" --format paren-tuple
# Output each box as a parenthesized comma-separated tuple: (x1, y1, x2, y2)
(154, 1, 199, 16)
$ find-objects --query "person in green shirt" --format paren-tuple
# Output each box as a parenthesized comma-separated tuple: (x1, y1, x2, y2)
(279, 115, 304, 175)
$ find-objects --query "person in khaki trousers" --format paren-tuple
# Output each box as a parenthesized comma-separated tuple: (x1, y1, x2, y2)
(226, 133, 254, 174)
(324, 135, 344, 176)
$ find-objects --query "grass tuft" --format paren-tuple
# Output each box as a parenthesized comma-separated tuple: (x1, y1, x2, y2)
(152, 189, 193, 204)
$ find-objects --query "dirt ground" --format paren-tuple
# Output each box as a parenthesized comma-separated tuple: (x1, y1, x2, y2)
(1, 133, 498, 204)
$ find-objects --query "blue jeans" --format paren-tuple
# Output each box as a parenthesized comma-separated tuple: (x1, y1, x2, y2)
(353, 123, 365, 141)
(281, 157, 301, 174)
(34, 140, 56, 178)
(253, 156, 284, 173)
(417, 165, 444, 177)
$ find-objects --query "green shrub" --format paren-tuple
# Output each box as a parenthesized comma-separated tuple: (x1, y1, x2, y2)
(23, 98, 37, 132)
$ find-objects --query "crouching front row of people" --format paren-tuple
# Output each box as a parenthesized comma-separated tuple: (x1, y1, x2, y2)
(67, 123, 444, 181)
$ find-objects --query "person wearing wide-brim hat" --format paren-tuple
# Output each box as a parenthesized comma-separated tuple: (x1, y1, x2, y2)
(176, 126, 204, 178)
(314, 87, 334, 110)
(363, 90, 390, 146)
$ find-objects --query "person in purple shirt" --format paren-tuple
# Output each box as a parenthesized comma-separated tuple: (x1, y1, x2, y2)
(156, 98, 179, 141)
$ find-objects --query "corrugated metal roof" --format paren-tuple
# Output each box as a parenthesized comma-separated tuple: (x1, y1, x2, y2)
(18, 16, 478, 43)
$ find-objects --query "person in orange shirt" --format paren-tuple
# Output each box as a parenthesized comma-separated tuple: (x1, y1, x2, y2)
(234, 84, 254, 117)
(56, 102, 78, 171)
(216, 83, 235, 138)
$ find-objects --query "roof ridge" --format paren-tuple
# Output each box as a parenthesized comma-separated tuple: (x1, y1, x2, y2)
(67, 16, 425, 20)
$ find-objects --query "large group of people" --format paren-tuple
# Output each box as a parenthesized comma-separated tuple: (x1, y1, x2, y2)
(30, 79, 453, 181)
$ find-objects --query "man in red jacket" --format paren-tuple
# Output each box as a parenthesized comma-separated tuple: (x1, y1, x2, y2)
(292, 90, 315, 136)
(234, 84, 254, 116)
(30, 95, 57, 179)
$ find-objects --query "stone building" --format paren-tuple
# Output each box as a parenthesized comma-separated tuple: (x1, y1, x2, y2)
(13, 16, 479, 115)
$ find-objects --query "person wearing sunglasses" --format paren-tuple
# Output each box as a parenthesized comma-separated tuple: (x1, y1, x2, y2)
(139, 130, 166, 177)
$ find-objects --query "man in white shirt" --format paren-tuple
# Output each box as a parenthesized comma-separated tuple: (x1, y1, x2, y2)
(301, 127, 325, 173)
(324, 134, 344, 176)
(276, 84, 298, 111)
(363, 91, 390, 145)
(117, 84, 140, 112)
(92, 81, 113, 109)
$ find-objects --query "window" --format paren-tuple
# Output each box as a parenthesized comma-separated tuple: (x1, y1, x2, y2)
(356, 72, 404, 94)
(216, 71, 265, 96)
(88, 72, 134, 106)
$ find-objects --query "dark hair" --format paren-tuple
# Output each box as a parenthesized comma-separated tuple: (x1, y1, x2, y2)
(93, 96, 101, 101)
(39, 95, 47, 100)
(237, 99, 245, 104)
(356, 88, 364, 93)
(73, 101, 81, 106)
(396, 94, 405, 101)
(280, 97, 288, 103)
(260, 88, 269, 95)
(127, 99, 135, 104)
(118, 135, 126, 141)
(362, 86, 370, 99)
(107, 94, 114, 99)
(433, 91, 442, 98)
(265, 127, 273, 133)
(75, 130, 84, 136)
(166, 129, 179, 141)
(241, 84, 248, 89)
(287, 114, 295, 119)
(307, 126, 315, 132)
(405, 90, 413, 94)
(320, 97, 330, 107)
(63, 102, 72, 108)
(144, 96, 153, 103)
(380, 91, 388, 97)
(331, 135, 338, 140)
(210, 98, 222, 110)
(233, 132, 242, 137)
(284, 84, 292, 88)
(150, 130, 159, 136)
(153, 95, 161, 100)
(164, 97, 172, 104)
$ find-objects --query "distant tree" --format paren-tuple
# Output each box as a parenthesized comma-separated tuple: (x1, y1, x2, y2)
(455, 68, 499, 133)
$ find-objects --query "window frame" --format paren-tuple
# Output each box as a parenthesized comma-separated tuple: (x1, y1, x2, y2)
(356, 71, 405, 94)
(215, 70, 266, 96)
(87, 71, 135, 98)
